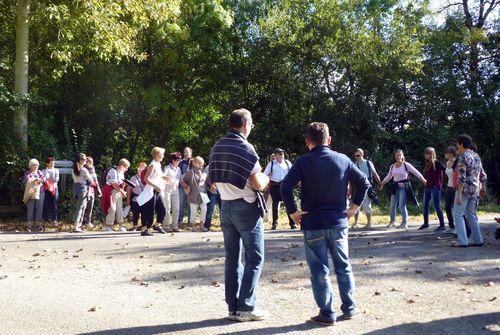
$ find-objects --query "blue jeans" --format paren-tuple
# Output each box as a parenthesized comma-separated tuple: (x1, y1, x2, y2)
(221, 199, 264, 312)
(204, 191, 221, 229)
(303, 226, 357, 321)
(423, 187, 445, 226)
(177, 186, 191, 224)
(453, 193, 483, 246)
(390, 185, 407, 224)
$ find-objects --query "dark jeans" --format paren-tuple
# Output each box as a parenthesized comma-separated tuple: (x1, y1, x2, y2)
(140, 192, 166, 229)
(444, 186, 455, 229)
(269, 183, 294, 227)
(42, 190, 58, 222)
(303, 226, 357, 321)
(177, 186, 191, 225)
(131, 195, 141, 226)
(205, 191, 221, 229)
(221, 199, 264, 312)
(423, 187, 445, 226)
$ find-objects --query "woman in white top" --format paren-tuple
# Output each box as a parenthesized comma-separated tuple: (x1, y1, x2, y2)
(42, 157, 59, 224)
(163, 152, 182, 232)
(379, 150, 426, 229)
(140, 147, 169, 236)
(126, 162, 147, 230)
(443, 146, 457, 233)
(72, 153, 94, 232)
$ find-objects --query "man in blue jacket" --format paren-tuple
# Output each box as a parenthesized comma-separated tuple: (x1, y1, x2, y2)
(280, 122, 370, 326)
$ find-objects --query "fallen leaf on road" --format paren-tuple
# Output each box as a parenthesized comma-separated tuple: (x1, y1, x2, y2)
(106, 256, 113, 259)
(483, 324, 500, 332)
(415, 270, 423, 274)
(139, 282, 149, 287)
(76, 248, 83, 252)
(32, 253, 41, 257)
(485, 282, 495, 287)
(1, 247, 6, 250)
(270, 278, 279, 283)
(88, 306, 97, 312)
(280, 258, 288, 262)
(179, 285, 186, 289)
(390, 287, 403, 292)
(211, 281, 221, 287)
(406, 299, 416, 304)
(299, 262, 304, 267)
(72, 255, 79, 258)
(0, 275, 7, 280)
(139, 255, 145, 259)
(489, 297, 497, 302)
(131, 276, 140, 282)
(374, 291, 381, 296)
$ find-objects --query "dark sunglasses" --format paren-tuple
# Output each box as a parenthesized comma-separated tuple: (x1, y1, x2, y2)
(354, 155, 361, 158)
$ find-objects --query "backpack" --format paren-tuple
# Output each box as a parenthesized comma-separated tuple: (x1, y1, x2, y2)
(356, 159, 374, 184)
(99, 167, 116, 187)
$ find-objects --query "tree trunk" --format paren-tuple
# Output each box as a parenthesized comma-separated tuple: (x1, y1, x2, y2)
(14, 0, 30, 151)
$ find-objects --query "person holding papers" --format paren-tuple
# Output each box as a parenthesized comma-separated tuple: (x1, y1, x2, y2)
(139, 147, 170, 236)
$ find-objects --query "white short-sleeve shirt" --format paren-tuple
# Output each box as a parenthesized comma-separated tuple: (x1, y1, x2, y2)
(217, 161, 262, 203)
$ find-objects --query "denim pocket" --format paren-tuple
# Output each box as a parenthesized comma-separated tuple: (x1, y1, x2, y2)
(304, 232, 326, 247)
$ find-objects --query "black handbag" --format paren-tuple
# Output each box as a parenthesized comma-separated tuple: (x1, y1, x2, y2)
(367, 187, 379, 205)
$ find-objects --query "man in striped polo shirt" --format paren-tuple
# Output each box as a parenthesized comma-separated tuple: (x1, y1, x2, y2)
(209, 109, 270, 322)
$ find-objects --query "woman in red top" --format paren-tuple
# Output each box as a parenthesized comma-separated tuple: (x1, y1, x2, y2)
(419, 147, 446, 231)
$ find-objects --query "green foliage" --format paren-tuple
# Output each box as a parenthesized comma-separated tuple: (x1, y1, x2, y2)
(0, 0, 499, 207)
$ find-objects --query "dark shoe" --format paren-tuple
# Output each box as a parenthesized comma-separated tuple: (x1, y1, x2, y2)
(337, 309, 360, 321)
(308, 314, 335, 326)
(271, 223, 277, 230)
(469, 243, 484, 247)
(450, 243, 467, 248)
(290, 224, 297, 230)
(434, 226, 445, 232)
(141, 229, 153, 236)
(418, 224, 429, 230)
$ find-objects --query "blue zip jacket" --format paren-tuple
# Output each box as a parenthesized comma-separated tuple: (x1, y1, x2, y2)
(280, 145, 370, 230)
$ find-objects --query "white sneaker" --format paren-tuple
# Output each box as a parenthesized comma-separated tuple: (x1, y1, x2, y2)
(397, 223, 408, 229)
(234, 310, 268, 322)
(119, 226, 127, 232)
(73, 227, 84, 233)
(387, 222, 395, 228)
(105, 226, 114, 232)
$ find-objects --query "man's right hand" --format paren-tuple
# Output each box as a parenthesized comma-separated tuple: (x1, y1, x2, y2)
(290, 211, 308, 225)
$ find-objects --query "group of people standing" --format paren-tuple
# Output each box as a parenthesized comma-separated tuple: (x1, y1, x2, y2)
(21, 107, 490, 325)
(350, 136, 487, 247)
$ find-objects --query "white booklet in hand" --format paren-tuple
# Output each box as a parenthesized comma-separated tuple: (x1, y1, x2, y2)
(137, 184, 154, 206)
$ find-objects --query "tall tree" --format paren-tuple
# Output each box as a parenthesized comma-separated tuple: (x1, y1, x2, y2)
(14, 0, 29, 150)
